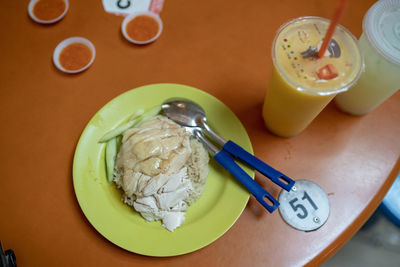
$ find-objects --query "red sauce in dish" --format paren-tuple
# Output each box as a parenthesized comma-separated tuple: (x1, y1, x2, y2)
(33, 0, 66, 21)
(126, 15, 159, 42)
(59, 43, 92, 71)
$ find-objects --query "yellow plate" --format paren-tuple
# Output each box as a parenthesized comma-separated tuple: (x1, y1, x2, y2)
(73, 83, 254, 256)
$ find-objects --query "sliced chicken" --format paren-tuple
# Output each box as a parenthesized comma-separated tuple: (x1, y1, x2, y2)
(114, 115, 209, 231)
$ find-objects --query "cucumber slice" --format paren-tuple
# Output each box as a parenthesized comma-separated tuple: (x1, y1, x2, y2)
(99, 118, 138, 143)
(99, 105, 161, 143)
(105, 137, 117, 183)
(135, 105, 162, 126)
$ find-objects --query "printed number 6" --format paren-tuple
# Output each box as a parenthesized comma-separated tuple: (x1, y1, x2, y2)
(289, 198, 308, 219)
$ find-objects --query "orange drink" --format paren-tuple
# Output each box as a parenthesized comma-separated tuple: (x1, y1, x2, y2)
(263, 17, 362, 137)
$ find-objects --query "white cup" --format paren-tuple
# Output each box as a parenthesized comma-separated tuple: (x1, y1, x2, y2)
(335, 0, 400, 115)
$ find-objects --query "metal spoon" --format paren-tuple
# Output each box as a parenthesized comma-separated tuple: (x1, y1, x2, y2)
(162, 98, 295, 213)
(161, 98, 227, 147)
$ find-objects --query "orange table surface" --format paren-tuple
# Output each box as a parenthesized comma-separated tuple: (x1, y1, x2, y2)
(1, 0, 399, 266)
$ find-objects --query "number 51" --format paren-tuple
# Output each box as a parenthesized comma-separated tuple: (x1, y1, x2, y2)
(288, 191, 318, 219)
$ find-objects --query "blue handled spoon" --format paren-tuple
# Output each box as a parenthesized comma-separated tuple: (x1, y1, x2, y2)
(162, 99, 295, 213)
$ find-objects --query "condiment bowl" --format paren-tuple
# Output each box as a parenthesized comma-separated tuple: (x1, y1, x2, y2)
(121, 12, 163, 45)
(53, 37, 96, 74)
(28, 0, 69, 24)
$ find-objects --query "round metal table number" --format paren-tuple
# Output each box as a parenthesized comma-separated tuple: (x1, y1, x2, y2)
(279, 180, 330, 231)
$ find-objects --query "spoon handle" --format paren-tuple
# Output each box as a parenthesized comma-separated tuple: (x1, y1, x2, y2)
(200, 121, 227, 146)
(223, 141, 295, 192)
(214, 150, 279, 213)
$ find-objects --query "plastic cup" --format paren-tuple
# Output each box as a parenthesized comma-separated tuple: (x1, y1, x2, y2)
(335, 0, 400, 115)
(262, 16, 363, 137)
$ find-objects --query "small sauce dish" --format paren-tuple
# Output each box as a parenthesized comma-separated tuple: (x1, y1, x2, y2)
(121, 12, 163, 45)
(28, 0, 69, 24)
(53, 37, 96, 74)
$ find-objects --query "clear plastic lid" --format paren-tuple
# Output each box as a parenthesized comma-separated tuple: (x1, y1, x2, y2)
(272, 17, 362, 96)
(363, 0, 400, 66)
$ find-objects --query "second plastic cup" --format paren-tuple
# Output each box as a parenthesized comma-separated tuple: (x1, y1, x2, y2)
(334, 0, 400, 115)
(262, 16, 363, 137)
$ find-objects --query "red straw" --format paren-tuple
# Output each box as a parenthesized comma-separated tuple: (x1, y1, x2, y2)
(318, 0, 349, 58)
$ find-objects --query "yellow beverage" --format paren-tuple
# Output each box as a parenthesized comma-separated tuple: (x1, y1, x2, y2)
(263, 17, 363, 137)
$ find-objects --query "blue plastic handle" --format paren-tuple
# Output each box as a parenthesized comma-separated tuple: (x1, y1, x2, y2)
(214, 150, 279, 213)
(223, 140, 295, 192)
